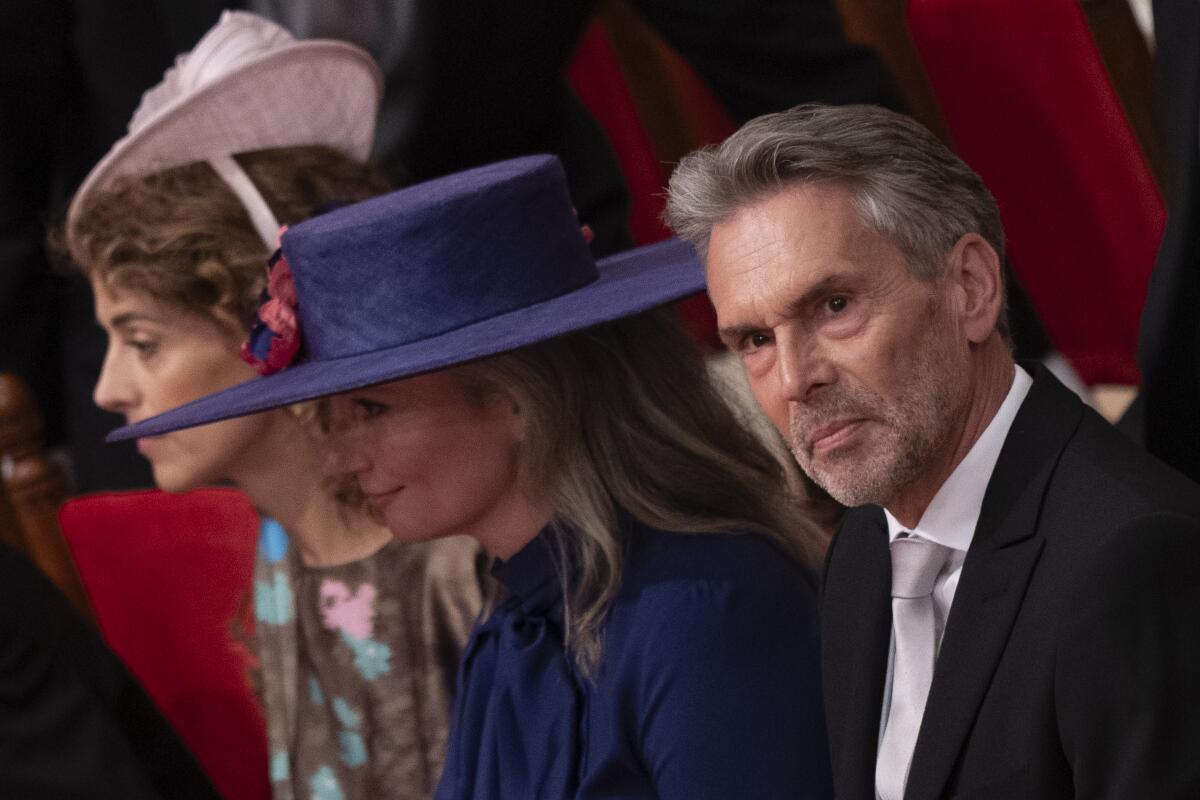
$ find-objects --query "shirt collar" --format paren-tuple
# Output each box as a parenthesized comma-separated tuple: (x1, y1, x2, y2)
(884, 365, 1033, 551)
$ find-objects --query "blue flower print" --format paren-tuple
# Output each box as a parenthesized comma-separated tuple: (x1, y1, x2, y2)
(342, 632, 392, 680)
(254, 572, 295, 625)
(270, 750, 290, 782)
(308, 676, 325, 706)
(338, 730, 368, 769)
(259, 518, 290, 564)
(310, 765, 346, 800)
(332, 697, 361, 729)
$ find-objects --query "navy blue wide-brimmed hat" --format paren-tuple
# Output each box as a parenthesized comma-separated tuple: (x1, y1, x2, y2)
(109, 154, 706, 441)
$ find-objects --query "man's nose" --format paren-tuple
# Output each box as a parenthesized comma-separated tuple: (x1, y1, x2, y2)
(776, 330, 836, 404)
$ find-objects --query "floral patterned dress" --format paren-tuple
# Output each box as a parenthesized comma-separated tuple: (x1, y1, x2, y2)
(254, 519, 485, 800)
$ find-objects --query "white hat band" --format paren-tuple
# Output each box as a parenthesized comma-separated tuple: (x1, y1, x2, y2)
(208, 154, 281, 247)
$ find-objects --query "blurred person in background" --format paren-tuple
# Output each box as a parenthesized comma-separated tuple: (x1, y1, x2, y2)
(1125, 0, 1200, 483)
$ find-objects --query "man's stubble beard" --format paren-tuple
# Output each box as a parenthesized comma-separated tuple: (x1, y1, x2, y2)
(788, 328, 969, 509)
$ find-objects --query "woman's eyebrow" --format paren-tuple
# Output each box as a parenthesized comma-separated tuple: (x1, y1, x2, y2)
(108, 312, 158, 330)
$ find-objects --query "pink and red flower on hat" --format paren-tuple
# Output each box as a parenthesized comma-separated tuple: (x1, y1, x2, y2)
(241, 236, 302, 375)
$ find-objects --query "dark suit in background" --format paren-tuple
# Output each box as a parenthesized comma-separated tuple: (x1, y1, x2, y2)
(1130, 0, 1200, 483)
(822, 367, 1200, 799)
(0, 540, 218, 798)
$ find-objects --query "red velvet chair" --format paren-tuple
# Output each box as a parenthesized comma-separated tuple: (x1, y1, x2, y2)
(907, 0, 1165, 385)
(59, 488, 268, 800)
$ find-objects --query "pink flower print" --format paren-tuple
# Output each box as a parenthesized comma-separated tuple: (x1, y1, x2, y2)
(319, 579, 377, 641)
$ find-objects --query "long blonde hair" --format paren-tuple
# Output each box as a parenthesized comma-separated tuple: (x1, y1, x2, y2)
(456, 307, 826, 674)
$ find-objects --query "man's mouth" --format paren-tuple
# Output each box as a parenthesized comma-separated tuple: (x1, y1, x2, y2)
(805, 418, 867, 454)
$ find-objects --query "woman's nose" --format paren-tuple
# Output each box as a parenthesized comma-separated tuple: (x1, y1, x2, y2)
(323, 424, 371, 478)
(93, 349, 137, 415)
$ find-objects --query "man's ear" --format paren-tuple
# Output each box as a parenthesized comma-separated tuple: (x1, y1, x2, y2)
(946, 233, 1003, 344)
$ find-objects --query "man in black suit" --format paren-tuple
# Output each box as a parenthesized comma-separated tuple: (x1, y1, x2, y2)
(665, 103, 1200, 799)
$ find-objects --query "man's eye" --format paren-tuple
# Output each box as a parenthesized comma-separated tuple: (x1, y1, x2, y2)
(827, 296, 848, 313)
(748, 332, 772, 349)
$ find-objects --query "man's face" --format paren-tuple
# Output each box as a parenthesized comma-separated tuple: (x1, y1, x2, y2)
(705, 184, 972, 509)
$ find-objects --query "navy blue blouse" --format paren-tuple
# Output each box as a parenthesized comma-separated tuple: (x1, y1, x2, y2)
(435, 522, 832, 799)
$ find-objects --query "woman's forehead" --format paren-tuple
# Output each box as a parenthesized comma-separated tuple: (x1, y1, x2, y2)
(334, 372, 457, 404)
(92, 279, 165, 323)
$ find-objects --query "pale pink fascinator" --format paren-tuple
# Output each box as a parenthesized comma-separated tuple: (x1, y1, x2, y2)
(66, 10, 382, 254)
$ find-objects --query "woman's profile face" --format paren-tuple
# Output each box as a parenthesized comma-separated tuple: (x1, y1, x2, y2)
(92, 278, 271, 492)
(324, 371, 526, 546)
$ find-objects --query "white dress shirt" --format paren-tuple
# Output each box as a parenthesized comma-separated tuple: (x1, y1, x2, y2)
(875, 365, 1033, 786)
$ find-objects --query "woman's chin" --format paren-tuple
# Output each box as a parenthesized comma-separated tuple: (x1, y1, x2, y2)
(150, 464, 206, 495)
(379, 513, 449, 546)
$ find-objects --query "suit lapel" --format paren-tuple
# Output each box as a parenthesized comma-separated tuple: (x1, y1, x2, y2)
(823, 508, 892, 799)
(905, 368, 1083, 799)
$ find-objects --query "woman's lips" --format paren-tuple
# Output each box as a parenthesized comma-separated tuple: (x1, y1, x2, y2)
(364, 487, 404, 508)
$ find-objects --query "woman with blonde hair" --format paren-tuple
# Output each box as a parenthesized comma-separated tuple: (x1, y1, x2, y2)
(65, 13, 483, 800)
(113, 153, 834, 798)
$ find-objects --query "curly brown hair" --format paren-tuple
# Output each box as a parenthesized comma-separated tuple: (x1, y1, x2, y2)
(61, 144, 392, 514)
(63, 145, 391, 331)
(62, 148, 393, 686)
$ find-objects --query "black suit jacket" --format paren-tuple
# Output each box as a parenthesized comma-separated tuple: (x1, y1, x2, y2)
(0, 541, 218, 798)
(821, 367, 1200, 799)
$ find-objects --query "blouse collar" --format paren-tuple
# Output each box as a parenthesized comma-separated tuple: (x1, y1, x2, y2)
(491, 526, 564, 618)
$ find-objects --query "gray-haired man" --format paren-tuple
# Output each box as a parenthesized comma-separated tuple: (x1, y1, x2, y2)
(666, 104, 1200, 800)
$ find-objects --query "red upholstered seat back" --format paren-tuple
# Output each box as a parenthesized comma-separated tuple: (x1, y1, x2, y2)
(567, 20, 734, 348)
(59, 488, 268, 799)
(907, 0, 1165, 385)
(568, 22, 676, 248)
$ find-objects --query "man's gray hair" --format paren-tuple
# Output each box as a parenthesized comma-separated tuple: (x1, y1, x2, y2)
(664, 104, 1006, 282)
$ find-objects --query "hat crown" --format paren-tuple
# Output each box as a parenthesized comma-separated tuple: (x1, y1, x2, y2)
(130, 11, 295, 134)
(282, 155, 599, 362)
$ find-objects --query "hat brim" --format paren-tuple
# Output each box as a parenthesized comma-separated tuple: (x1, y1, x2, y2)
(107, 238, 707, 441)
(67, 39, 382, 250)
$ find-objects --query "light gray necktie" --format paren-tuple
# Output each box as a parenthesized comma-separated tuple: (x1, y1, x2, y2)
(876, 536, 951, 800)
